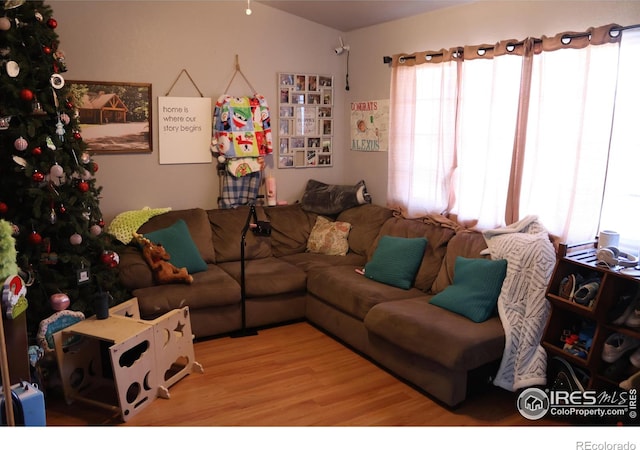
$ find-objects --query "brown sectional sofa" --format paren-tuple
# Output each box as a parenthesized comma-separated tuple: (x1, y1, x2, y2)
(117, 203, 506, 407)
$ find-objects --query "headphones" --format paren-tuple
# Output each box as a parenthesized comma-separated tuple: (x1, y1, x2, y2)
(596, 246, 639, 268)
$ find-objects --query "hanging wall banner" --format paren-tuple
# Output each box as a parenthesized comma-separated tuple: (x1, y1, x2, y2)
(158, 96, 212, 164)
(350, 99, 389, 152)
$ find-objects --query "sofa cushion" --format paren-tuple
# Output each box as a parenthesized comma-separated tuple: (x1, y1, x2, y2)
(143, 219, 208, 274)
(264, 204, 317, 257)
(364, 235, 427, 289)
(279, 252, 366, 273)
(430, 231, 489, 294)
(138, 208, 216, 264)
(306, 216, 351, 256)
(301, 179, 370, 215)
(307, 265, 424, 320)
(337, 204, 394, 257)
(371, 215, 456, 291)
(108, 207, 172, 244)
(217, 257, 307, 297)
(208, 207, 272, 262)
(429, 256, 507, 323)
(364, 298, 505, 371)
(134, 264, 241, 317)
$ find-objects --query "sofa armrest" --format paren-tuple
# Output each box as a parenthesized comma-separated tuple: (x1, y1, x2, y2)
(118, 245, 154, 290)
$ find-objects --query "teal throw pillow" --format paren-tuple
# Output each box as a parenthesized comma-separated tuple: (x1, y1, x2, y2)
(364, 235, 428, 289)
(144, 219, 207, 274)
(430, 256, 507, 323)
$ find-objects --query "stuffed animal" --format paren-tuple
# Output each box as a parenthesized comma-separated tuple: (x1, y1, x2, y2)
(133, 233, 193, 285)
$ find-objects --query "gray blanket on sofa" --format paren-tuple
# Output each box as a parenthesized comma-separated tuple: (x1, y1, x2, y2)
(482, 216, 556, 391)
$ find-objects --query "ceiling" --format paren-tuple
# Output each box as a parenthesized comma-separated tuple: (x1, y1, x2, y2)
(256, 1, 472, 32)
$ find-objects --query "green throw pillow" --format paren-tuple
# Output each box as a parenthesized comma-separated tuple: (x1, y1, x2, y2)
(430, 256, 507, 323)
(144, 219, 207, 274)
(364, 235, 428, 289)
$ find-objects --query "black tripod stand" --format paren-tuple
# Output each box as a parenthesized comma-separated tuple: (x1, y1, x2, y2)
(230, 202, 271, 338)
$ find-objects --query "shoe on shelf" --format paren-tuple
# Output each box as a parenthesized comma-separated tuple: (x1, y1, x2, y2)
(609, 294, 638, 325)
(619, 370, 640, 390)
(573, 280, 600, 307)
(559, 274, 578, 300)
(624, 299, 640, 328)
(602, 333, 640, 363)
(549, 356, 589, 392)
(631, 347, 640, 368)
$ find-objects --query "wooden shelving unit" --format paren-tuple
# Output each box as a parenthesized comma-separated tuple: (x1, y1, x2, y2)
(543, 243, 640, 390)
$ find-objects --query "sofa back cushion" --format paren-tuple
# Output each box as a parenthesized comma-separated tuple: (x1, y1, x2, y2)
(364, 235, 427, 289)
(370, 215, 456, 291)
(137, 208, 216, 264)
(430, 230, 489, 294)
(207, 207, 272, 262)
(264, 203, 317, 257)
(337, 204, 394, 257)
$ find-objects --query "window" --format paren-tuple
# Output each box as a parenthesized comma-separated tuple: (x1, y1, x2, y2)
(388, 26, 640, 254)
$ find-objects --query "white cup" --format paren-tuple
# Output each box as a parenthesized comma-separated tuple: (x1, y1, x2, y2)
(598, 230, 620, 249)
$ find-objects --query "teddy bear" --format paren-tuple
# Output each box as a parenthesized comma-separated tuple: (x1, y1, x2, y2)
(133, 233, 193, 285)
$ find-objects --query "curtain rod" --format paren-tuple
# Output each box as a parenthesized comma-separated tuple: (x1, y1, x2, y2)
(382, 23, 640, 64)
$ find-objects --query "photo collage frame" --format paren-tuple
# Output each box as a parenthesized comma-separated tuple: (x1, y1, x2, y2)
(278, 73, 333, 168)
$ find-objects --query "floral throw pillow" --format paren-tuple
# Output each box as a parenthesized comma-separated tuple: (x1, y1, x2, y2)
(306, 216, 352, 256)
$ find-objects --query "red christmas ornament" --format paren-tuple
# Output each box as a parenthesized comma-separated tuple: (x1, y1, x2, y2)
(73, 131, 82, 140)
(58, 204, 66, 214)
(98, 219, 105, 227)
(47, 18, 57, 29)
(92, 162, 99, 172)
(0, 202, 7, 214)
(65, 100, 73, 109)
(20, 88, 34, 102)
(32, 146, 42, 156)
(32, 171, 45, 182)
(28, 231, 42, 245)
(77, 180, 89, 192)
(43, 46, 51, 54)
(101, 250, 120, 268)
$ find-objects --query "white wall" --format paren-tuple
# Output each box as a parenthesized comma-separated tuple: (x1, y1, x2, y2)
(343, 0, 640, 209)
(50, 1, 640, 222)
(50, 0, 348, 223)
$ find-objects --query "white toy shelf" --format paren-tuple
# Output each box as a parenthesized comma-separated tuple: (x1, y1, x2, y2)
(53, 298, 203, 422)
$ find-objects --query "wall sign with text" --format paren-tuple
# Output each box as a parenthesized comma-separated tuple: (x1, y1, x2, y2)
(157, 96, 212, 164)
(350, 99, 389, 152)
(277, 73, 333, 168)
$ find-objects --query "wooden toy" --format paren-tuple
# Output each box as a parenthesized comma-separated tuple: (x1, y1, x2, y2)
(53, 298, 203, 422)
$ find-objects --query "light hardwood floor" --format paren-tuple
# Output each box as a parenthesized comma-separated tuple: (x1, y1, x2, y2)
(44, 321, 565, 427)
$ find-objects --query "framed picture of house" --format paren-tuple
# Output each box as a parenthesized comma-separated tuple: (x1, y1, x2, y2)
(66, 81, 152, 154)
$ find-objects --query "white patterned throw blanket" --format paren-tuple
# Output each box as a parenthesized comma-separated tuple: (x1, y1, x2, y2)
(482, 216, 556, 391)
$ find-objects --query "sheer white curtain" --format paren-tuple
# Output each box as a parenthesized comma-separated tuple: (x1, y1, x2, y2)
(387, 53, 459, 218)
(518, 40, 620, 243)
(599, 28, 640, 255)
(450, 52, 522, 229)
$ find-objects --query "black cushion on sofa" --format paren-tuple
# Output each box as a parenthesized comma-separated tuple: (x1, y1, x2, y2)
(301, 179, 371, 215)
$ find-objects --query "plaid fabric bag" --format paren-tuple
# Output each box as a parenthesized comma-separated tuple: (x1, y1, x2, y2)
(218, 170, 262, 209)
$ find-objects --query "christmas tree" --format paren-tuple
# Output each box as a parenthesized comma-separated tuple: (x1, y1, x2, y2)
(0, 0, 127, 336)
